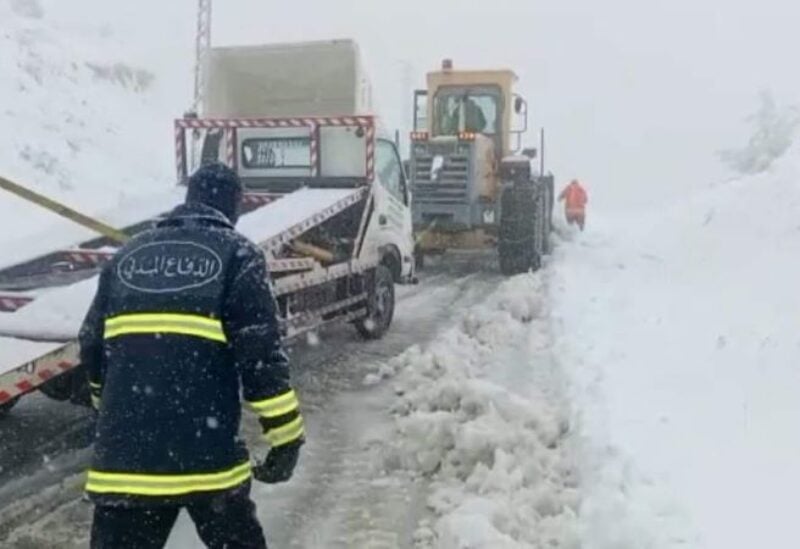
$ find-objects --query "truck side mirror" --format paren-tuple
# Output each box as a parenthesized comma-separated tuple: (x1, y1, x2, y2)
(522, 147, 537, 159)
(514, 96, 525, 114)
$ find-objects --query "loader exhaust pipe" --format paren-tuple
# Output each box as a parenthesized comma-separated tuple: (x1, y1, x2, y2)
(540, 128, 545, 176)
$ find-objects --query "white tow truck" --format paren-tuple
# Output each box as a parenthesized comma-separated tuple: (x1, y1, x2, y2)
(0, 39, 415, 415)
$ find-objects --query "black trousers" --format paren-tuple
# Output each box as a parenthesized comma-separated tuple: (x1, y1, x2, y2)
(90, 489, 267, 549)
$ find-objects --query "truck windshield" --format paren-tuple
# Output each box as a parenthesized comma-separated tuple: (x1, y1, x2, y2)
(434, 89, 501, 135)
(241, 137, 311, 169)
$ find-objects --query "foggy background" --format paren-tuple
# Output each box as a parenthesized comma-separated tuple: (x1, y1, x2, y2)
(44, 0, 800, 211)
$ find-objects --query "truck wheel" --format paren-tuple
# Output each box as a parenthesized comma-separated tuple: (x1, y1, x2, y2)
(39, 365, 89, 404)
(414, 246, 425, 271)
(39, 373, 74, 401)
(356, 265, 395, 340)
(0, 396, 19, 417)
(381, 249, 403, 283)
(498, 182, 541, 275)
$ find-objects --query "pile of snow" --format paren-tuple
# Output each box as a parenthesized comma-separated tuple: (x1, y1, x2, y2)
(377, 275, 579, 548)
(0, 0, 193, 260)
(550, 140, 800, 548)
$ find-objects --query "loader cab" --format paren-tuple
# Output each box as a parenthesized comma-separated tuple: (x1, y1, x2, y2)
(413, 60, 528, 158)
(409, 61, 531, 233)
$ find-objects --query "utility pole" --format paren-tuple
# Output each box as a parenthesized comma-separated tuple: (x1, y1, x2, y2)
(194, 0, 213, 115)
(189, 0, 213, 172)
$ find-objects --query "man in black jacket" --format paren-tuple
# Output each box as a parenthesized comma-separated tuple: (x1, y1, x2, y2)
(79, 163, 304, 549)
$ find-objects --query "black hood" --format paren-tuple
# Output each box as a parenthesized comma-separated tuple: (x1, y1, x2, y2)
(185, 163, 243, 224)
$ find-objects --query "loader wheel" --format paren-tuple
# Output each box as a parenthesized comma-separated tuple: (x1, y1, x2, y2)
(355, 265, 395, 340)
(0, 397, 19, 417)
(498, 182, 542, 276)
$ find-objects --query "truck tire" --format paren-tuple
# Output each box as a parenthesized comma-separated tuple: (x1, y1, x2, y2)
(414, 246, 425, 271)
(38, 365, 90, 406)
(39, 372, 74, 401)
(0, 396, 19, 417)
(498, 182, 542, 276)
(355, 265, 395, 340)
(381, 248, 403, 283)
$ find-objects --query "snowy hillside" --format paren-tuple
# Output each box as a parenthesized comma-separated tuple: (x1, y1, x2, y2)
(551, 144, 800, 548)
(0, 0, 193, 260)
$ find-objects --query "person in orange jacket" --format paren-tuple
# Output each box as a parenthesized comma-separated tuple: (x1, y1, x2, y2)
(558, 179, 588, 231)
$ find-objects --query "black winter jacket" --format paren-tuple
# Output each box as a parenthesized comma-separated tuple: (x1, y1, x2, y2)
(79, 203, 303, 506)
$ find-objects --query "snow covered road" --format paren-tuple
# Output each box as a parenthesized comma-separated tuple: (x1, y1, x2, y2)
(2, 262, 543, 548)
(6, 174, 800, 549)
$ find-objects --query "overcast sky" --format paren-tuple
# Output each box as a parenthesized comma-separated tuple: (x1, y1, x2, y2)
(58, 0, 800, 210)
(213, 0, 800, 209)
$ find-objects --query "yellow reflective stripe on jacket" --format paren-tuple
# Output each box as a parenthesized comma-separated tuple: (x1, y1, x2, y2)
(86, 462, 251, 496)
(91, 395, 101, 409)
(248, 389, 300, 418)
(104, 313, 227, 343)
(265, 416, 305, 447)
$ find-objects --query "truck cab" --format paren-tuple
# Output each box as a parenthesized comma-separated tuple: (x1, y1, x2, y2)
(192, 122, 415, 285)
(189, 39, 415, 284)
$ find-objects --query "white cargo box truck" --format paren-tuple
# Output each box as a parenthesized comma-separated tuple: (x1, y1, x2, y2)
(204, 39, 373, 118)
(0, 39, 415, 417)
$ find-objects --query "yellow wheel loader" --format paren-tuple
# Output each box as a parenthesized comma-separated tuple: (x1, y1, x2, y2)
(409, 60, 554, 274)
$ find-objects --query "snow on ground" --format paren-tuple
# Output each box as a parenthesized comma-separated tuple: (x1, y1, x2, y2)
(6, 2, 800, 548)
(0, 263, 584, 549)
(550, 145, 800, 548)
(376, 274, 579, 548)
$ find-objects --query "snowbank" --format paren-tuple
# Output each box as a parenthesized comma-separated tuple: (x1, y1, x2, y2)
(378, 275, 580, 548)
(551, 142, 800, 548)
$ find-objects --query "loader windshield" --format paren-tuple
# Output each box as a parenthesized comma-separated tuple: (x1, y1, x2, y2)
(434, 87, 501, 136)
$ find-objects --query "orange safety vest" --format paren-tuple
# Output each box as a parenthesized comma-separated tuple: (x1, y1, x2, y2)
(559, 182, 588, 216)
